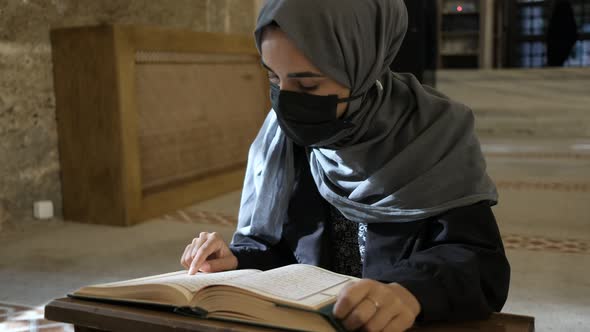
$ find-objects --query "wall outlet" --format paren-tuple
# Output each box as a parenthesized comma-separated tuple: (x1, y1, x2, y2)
(33, 200, 54, 219)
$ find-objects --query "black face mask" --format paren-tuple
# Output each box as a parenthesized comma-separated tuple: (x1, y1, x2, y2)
(270, 83, 363, 146)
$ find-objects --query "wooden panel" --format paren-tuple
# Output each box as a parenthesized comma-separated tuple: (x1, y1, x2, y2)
(134, 53, 266, 193)
(50, 26, 128, 226)
(117, 26, 268, 224)
(480, 0, 495, 68)
(113, 26, 145, 225)
(119, 26, 257, 55)
(50, 25, 268, 226)
(139, 167, 246, 222)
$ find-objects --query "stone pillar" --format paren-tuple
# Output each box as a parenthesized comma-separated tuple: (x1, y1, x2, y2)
(480, 0, 495, 69)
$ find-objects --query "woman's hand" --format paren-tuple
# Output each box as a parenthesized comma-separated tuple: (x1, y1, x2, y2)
(333, 279, 421, 332)
(180, 232, 238, 274)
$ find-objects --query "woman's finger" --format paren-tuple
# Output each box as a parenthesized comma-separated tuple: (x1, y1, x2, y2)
(181, 237, 201, 268)
(198, 232, 222, 260)
(193, 235, 222, 266)
(187, 234, 208, 273)
(200, 256, 237, 273)
(333, 280, 372, 319)
(383, 308, 415, 332)
(361, 303, 399, 332)
(180, 243, 194, 268)
(342, 297, 378, 331)
(189, 233, 209, 258)
(189, 235, 221, 274)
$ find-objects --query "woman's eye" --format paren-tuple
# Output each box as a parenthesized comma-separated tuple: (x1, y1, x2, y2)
(298, 83, 319, 92)
(268, 73, 280, 84)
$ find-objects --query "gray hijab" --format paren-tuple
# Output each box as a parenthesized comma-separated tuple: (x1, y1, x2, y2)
(232, 0, 497, 246)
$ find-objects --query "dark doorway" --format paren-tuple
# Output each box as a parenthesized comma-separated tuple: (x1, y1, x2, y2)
(391, 0, 439, 87)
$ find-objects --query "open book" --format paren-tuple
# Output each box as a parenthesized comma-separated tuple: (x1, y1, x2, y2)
(70, 264, 358, 332)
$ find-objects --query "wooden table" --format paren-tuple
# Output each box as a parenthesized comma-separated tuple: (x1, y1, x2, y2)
(45, 297, 535, 332)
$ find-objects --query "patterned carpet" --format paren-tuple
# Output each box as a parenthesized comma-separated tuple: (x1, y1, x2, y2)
(161, 209, 237, 226)
(503, 234, 589, 254)
(497, 180, 590, 192)
(162, 205, 590, 255)
(0, 303, 72, 332)
(164, 209, 590, 255)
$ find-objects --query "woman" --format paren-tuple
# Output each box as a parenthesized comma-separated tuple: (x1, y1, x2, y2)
(180, 0, 510, 331)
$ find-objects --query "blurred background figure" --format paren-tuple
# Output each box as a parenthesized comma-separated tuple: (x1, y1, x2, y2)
(547, 0, 579, 66)
(391, 0, 439, 86)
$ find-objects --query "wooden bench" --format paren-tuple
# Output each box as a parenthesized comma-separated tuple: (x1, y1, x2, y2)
(45, 297, 535, 332)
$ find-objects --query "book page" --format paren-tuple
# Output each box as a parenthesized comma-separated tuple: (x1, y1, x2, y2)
(89, 269, 260, 293)
(227, 264, 355, 308)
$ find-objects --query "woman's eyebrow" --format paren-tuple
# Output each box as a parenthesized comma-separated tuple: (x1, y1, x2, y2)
(287, 72, 324, 78)
(260, 61, 324, 78)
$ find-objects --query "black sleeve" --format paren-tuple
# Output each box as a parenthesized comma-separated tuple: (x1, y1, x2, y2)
(363, 201, 510, 322)
(229, 233, 297, 271)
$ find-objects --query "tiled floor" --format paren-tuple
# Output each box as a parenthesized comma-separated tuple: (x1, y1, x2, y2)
(1, 68, 589, 332)
(483, 138, 590, 239)
(436, 68, 590, 138)
(438, 69, 590, 331)
(127, 209, 590, 256)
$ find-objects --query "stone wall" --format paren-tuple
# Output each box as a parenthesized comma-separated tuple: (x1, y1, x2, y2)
(0, 0, 258, 230)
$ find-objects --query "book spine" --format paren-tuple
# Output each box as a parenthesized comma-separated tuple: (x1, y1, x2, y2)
(173, 306, 208, 318)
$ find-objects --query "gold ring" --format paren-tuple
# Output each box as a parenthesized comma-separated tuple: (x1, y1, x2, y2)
(365, 297, 380, 311)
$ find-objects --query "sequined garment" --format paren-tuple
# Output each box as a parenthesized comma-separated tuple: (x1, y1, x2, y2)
(328, 205, 367, 277)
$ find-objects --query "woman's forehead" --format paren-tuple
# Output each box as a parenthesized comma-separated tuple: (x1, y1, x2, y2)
(260, 28, 322, 73)
(255, 0, 408, 93)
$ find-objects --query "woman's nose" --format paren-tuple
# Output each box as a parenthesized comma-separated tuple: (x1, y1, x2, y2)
(279, 80, 296, 92)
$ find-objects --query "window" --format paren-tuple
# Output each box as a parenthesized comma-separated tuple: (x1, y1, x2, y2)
(515, 1, 546, 67)
(520, 41, 547, 67)
(564, 40, 590, 67)
(511, 0, 590, 67)
(565, 0, 590, 66)
(520, 5, 545, 36)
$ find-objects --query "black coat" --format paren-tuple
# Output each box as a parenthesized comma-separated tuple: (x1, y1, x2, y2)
(230, 145, 510, 322)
